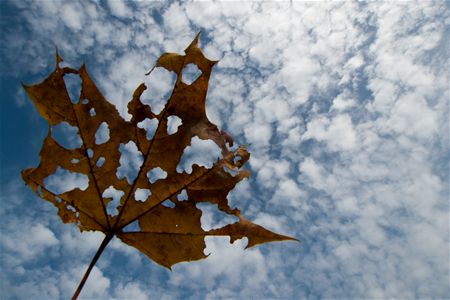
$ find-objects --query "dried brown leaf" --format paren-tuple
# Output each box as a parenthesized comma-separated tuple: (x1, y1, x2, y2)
(22, 35, 297, 271)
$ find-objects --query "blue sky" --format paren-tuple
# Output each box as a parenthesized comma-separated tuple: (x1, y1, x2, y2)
(1, 1, 449, 299)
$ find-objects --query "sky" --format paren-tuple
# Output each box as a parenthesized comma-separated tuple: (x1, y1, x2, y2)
(0, 1, 449, 299)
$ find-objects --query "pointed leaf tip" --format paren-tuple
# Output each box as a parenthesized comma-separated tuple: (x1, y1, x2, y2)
(185, 31, 201, 52)
(55, 47, 63, 67)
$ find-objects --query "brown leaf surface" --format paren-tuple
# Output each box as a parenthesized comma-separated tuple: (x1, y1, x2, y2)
(22, 34, 297, 269)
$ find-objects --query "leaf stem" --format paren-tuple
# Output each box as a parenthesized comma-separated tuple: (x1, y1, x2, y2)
(71, 232, 113, 300)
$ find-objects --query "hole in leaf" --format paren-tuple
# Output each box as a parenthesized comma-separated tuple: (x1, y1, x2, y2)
(134, 188, 151, 202)
(89, 108, 96, 116)
(161, 199, 175, 208)
(102, 186, 124, 217)
(52, 122, 82, 149)
(122, 220, 141, 232)
(167, 115, 182, 135)
(146, 167, 167, 184)
(55, 197, 62, 203)
(82, 99, 89, 105)
(177, 189, 188, 201)
(116, 142, 143, 184)
(37, 186, 42, 196)
(87, 149, 94, 158)
(67, 205, 76, 212)
(196, 203, 239, 231)
(176, 136, 222, 174)
(182, 63, 202, 85)
(223, 166, 238, 176)
(96, 156, 105, 168)
(63, 73, 82, 103)
(95, 122, 110, 145)
(137, 118, 158, 140)
(43, 167, 89, 194)
(142, 68, 176, 115)
(71, 158, 79, 164)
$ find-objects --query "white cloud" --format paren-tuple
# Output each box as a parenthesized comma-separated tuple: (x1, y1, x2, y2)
(95, 122, 110, 144)
(117, 141, 144, 184)
(113, 282, 149, 300)
(60, 265, 110, 299)
(255, 159, 290, 190)
(227, 178, 251, 209)
(278, 54, 321, 106)
(170, 237, 272, 298)
(298, 157, 329, 191)
(103, 185, 125, 216)
(382, 94, 438, 140)
(61, 3, 85, 31)
(184, 2, 222, 30)
(302, 114, 357, 152)
(163, 2, 191, 35)
(271, 179, 306, 207)
(2, 223, 59, 261)
(166, 115, 182, 134)
(176, 136, 222, 174)
(61, 229, 104, 256)
(255, 96, 292, 125)
(197, 203, 239, 231)
(107, 0, 132, 18)
(244, 122, 272, 148)
(44, 167, 89, 194)
(331, 91, 356, 111)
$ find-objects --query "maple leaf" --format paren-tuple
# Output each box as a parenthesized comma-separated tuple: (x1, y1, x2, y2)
(22, 34, 297, 299)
